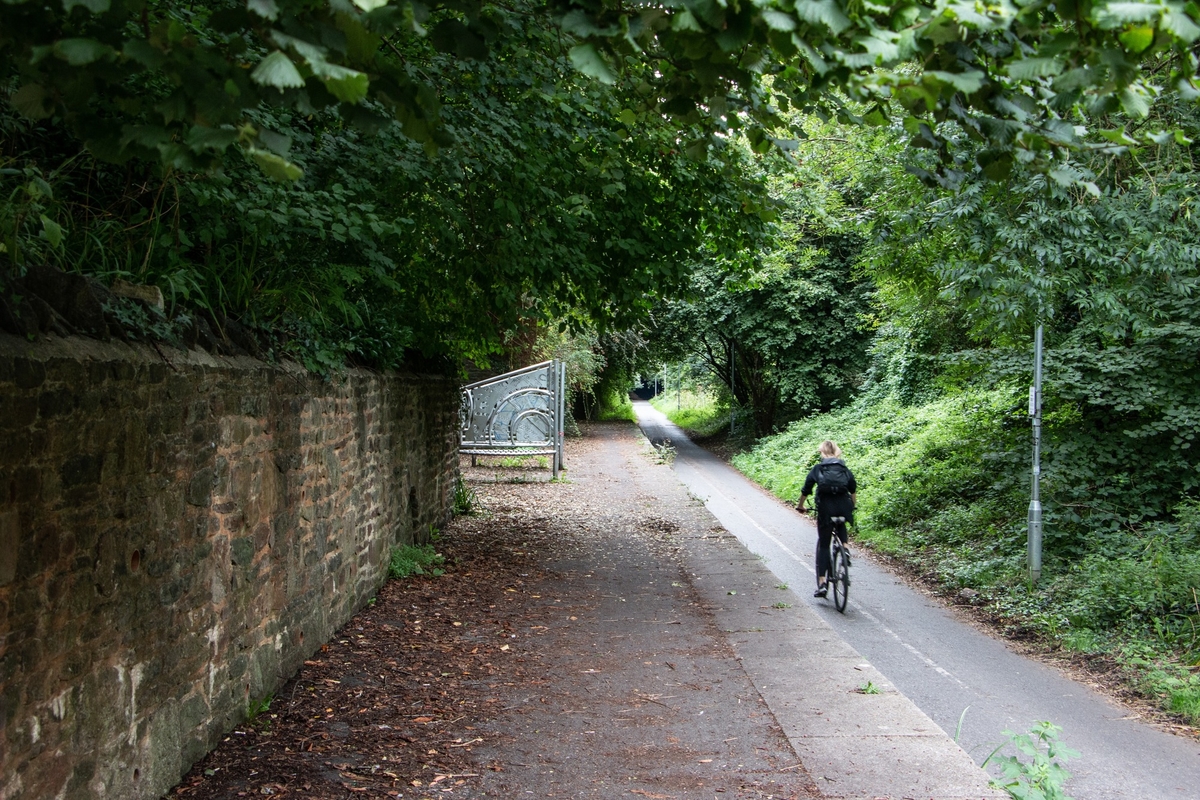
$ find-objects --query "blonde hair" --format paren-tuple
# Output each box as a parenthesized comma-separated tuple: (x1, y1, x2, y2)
(818, 440, 842, 459)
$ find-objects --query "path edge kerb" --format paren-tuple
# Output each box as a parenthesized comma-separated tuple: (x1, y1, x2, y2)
(635, 426, 1004, 799)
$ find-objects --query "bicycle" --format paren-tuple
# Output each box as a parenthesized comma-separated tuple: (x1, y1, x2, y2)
(802, 508, 852, 613)
(827, 515, 851, 613)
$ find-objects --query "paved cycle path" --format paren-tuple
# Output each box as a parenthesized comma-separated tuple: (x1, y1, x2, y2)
(635, 400, 1200, 800)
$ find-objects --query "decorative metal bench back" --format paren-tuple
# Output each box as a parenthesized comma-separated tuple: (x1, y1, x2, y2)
(459, 360, 565, 477)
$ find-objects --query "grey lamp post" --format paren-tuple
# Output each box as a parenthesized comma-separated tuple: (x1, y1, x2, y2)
(1028, 323, 1044, 585)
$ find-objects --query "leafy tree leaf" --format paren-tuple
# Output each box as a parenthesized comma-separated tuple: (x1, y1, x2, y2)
(1162, 7, 1200, 41)
(121, 124, 169, 148)
(561, 10, 618, 37)
(251, 51, 306, 89)
(795, 0, 852, 35)
(39, 215, 63, 248)
(186, 125, 239, 152)
(1005, 58, 1065, 80)
(247, 0, 279, 21)
(762, 10, 797, 31)
(430, 19, 489, 60)
(1119, 25, 1156, 52)
(338, 16, 382, 62)
(321, 68, 370, 103)
(62, 0, 111, 12)
(123, 39, 166, 69)
(53, 38, 115, 65)
(1119, 86, 1152, 117)
(927, 70, 987, 93)
(249, 148, 303, 180)
(1092, 2, 1164, 28)
(10, 84, 52, 120)
(257, 128, 292, 156)
(569, 43, 616, 84)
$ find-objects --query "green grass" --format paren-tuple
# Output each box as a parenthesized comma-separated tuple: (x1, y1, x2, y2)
(649, 389, 728, 436)
(733, 390, 1019, 547)
(596, 385, 636, 422)
(1144, 666, 1200, 720)
(389, 542, 446, 579)
(491, 455, 549, 469)
(453, 475, 478, 515)
(734, 390, 1200, 725)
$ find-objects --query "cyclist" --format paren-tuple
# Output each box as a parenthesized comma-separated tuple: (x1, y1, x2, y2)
(796, 440, 857, 598)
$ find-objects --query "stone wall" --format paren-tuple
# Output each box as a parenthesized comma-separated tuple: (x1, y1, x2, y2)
(0, 334, 460, 800)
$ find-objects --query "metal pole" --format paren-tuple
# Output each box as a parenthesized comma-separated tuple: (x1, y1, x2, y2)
(549, 362, 559, 482)
(677, 364, 682, 411)
(1028, 324, 1044, 585)
(558, 360, 566, 469)
(729, 343, 736, 436)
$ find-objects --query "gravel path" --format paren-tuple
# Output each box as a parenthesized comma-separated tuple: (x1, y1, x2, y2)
(171, 422, 815, 799)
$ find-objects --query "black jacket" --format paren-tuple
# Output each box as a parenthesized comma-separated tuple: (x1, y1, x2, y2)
(801, 458, 856, 521)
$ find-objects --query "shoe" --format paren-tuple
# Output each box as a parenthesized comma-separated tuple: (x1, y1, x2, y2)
(813, 587, 827, 598)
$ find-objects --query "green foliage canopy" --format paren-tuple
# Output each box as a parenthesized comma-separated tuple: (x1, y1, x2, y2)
(646, 123, 886, 435)
(3, 0, 1199, 183)
(2, 2, 768, 365)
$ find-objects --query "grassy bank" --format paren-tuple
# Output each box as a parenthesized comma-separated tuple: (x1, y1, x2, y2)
(733, 390, 1200, 725)
(649, 389, 729, 437)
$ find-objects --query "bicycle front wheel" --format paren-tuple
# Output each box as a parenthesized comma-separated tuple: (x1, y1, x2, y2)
(832, 544, 849, 613)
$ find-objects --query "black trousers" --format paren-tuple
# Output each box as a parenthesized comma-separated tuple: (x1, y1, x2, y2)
(815, 517, 849, 583)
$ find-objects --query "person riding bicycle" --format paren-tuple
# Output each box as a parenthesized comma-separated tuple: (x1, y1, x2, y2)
(796, 440, 857, 598)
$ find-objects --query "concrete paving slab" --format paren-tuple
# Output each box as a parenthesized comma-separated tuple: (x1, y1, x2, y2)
(679, 514, 1004, 799)
(794, 733, 996, 799)
(727, 628, 861, 657)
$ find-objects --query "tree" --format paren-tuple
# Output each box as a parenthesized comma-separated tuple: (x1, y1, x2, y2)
(861, 90, 1200, 548)
(2, 2, 768, 365)
(648, 126, 879, 435)
(3, 0, 1197, 181)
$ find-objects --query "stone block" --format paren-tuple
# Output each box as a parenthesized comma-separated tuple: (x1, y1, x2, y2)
(38, 388, 77, 418)
(230, 537, 255, 568)
(142, 700, 182, 798)
(0, 507, 16, 568)
(159, 577, 186, 606)
(185, 468, 214, 507)
(66, 758, 97, 797)
(111, 360, 136, 382)
(61, 454, 104, 489)
(1, 395, 37, 429)
(14, 358, 46, 389)
(86, 361, 109, 384)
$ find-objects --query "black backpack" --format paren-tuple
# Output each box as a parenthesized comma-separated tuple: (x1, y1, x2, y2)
(816, 461, 852, 496)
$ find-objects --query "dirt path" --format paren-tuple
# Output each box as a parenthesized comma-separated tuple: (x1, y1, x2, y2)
(170, 423, 816, 799)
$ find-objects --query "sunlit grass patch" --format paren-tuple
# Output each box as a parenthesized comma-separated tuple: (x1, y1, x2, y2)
(650, 389, 728, 437)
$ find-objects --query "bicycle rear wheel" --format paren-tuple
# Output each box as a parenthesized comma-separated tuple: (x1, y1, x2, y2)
(832, 543, 849, 613)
